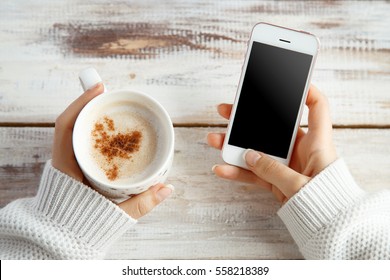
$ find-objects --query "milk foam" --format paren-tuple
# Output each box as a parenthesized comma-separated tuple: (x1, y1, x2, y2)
(89, 102, 159, 184)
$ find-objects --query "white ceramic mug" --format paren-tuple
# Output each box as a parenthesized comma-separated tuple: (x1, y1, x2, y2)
(73, 68, 174, 200)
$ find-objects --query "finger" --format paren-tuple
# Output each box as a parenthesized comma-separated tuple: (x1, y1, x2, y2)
(55, 83, 105, 130)
(207, 133, 225, 150)
(118, 184, 174, 219)
(306, 85, 332, 134)
(292, 127, 306, 151)
(212, 164, 272, 192)
(289, 127, 307, 172)
(244, 149, 309, 198)
(217, 103, 232, 120)
(272, 185, 287, 203)
(296, 127, 306, 139)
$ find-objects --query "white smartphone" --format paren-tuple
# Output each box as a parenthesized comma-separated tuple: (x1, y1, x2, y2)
(222, 22, 319, 169)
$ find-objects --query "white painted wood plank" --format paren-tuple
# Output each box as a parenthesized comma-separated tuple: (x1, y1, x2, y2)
(1, 127, 389, 258)
(0, 0, 389, 125)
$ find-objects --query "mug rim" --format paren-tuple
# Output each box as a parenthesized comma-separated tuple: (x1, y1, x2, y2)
(72, 89, 174, 190)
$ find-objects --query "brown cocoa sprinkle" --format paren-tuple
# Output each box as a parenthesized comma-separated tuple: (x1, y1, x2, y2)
(104, 116, 115, 131)
(106, 165, 118, 181)
(92, 116, 142, 180)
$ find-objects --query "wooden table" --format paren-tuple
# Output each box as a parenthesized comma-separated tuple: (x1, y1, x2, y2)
(1, 0, 389, 259)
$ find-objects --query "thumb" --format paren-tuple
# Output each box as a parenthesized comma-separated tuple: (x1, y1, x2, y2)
(244, 149, 309, 198)
(118, 184, 174, 219)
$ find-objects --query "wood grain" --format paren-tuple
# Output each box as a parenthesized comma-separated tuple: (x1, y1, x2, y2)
(0, 0, 389, 125)
(1, 127, 389, 259)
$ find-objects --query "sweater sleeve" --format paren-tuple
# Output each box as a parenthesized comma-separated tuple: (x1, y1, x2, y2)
(278, 158, 390, 259)
(0, 160, 137, 259)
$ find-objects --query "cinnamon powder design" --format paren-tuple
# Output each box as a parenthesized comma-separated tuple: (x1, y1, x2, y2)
(92, 116, 142, 180)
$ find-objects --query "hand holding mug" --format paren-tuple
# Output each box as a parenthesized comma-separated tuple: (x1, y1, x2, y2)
(52, 83, 173, 219)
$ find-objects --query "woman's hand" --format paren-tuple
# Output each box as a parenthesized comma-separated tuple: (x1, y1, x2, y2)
(207, 85, 337, 203)
(52, 83, 172, 218)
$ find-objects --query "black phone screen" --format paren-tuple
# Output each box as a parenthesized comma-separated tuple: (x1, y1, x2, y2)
(228, 41, 313, 159)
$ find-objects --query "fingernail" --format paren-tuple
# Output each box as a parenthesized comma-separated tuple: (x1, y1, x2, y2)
(91, 82, 107, 93)
(244, 149, 261, 167)
(212, 164, 218, 172)
(165, 184, 175, 192)
(156, 185, 173, 202)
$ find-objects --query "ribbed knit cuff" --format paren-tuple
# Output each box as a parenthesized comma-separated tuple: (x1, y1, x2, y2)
(33, 160, 137, 251)
(277, 158, 365, 249)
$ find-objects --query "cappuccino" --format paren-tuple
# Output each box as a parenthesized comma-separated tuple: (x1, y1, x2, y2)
(90, 103, 158, 183)
(85, 101, 165, 185)
(73, 87, 174, 199)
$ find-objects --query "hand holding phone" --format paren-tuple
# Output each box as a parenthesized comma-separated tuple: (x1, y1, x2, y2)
(208, 85, 337, 202)
(222, 22, 319, 168)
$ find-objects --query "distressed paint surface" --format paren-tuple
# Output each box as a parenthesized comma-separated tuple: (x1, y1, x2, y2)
(0, 0, 389, 125)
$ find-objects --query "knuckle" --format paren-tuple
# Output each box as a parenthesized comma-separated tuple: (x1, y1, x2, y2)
(226, 172, 239, 180)
(136, 201, 150, 217)
(135, 193, 160, 217)
(221, 168, 238, 180)
(258, 158, 280, 177)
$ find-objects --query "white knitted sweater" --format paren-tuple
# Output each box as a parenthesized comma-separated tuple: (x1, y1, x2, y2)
(0, 161, 136, 259)
(278, 158, 390, 259)
(0, 159, 389, 259)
